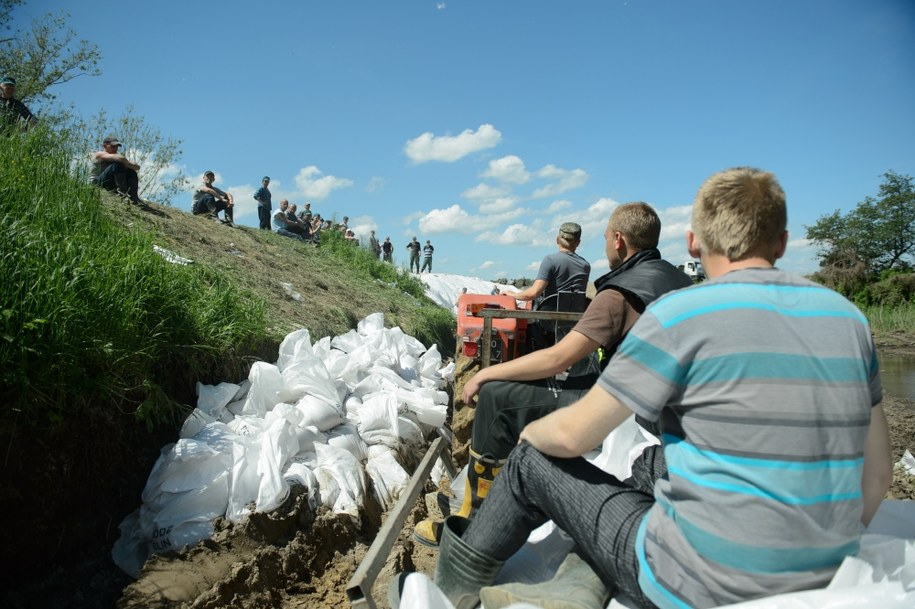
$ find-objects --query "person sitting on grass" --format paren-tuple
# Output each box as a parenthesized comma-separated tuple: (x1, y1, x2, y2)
(272, 199, 304, 241)
(191, 171, 234, 225)
(286, 203, 312, 240)
(398, 167, 893, 609)
(91, 135, 142, 204)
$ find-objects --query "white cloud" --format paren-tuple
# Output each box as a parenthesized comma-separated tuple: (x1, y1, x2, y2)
(462, 182, 509, 201)
(294, 165, 354, 200)
(525, 261, 540, 271)
(436, 2, 446, 9)
(418, 204, 477, 234)
(532, 165, 589, 198)
(480, 261, 495, 269)
(476, 223, 542, 245)
(404, 124, 502, 163)
(482, 155, 531, 184)
(479, 196, 521, 215)
(365, 176, 387, 192)
(547, 199, 572, 213)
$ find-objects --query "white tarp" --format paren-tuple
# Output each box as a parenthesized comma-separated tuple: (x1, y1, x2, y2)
(112, 312, 450, 578)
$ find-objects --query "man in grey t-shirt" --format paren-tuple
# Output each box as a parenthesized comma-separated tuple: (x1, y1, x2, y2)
(514, 222, 590, 304)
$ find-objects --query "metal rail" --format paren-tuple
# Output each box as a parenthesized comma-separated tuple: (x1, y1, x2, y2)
(477, 308, 584, 368)
(346, 434, 454, 609)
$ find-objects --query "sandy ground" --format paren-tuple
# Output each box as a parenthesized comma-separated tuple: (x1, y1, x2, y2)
(114, 342, 915, 609)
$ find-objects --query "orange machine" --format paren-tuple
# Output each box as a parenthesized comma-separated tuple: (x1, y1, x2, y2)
(456, 293, 528, 364)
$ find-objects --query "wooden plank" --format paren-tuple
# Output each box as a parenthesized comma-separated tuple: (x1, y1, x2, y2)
(346, 435, 451, 608)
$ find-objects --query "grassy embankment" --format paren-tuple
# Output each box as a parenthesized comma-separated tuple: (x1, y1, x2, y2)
(0, 127, 454, 581)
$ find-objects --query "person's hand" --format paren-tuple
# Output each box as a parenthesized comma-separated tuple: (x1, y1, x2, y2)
(462, 373, 487, 404)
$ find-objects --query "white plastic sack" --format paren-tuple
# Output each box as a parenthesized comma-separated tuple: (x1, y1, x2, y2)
(326, 422, 369, 461)
(196, 381, 243, 419)
(366, 445, 410, 510)
(241, 361, 284, 416)
(314, 442, 366, 516)
(295, 394, 345, 431)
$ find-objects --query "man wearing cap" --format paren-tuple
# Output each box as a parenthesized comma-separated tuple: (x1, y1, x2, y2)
(414, 202, 693, 547)
(92, 136, 142, 204)
(0, 77, 38, 133)
(253, 176, 272, 230)
(192, 171, 234, 225)
(514, 222, 590, 303)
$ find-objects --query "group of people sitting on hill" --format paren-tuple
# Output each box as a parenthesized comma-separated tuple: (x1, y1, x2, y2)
(392, 166, 892, 609)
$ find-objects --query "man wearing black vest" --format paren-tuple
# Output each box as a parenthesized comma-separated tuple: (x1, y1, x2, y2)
(414, 202, 692, 547)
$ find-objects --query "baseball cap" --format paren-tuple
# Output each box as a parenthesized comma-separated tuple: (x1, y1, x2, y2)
(262, 176, 270, 181)
(103, 135, 123, 147)
(1, 76, 15, 86)
(558, 222, 582, 239)
(204, 170, 215, 177)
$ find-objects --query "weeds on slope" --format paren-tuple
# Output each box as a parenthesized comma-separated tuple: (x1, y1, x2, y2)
(0, 128, 267, 431)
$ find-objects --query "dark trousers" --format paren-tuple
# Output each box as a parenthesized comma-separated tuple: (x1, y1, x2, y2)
(471, 377, 594, 461)
(409, 251, 420, 272)
(462, 442, 664, 609)
(257, 205, 271, 230)
(192, 194, 233, 221)
(421, 257, 433, 272)
(96, 162, 140, 201)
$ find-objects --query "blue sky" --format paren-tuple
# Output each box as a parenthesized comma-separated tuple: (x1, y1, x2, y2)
(13, 0, 915, 279)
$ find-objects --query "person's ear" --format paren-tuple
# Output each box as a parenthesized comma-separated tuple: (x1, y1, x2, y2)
(686, 231, 701, 258)
(773, 230, 788, 261)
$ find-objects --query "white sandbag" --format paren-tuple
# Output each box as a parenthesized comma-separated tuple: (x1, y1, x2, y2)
(252, 416, 297, 514)
(141, 439, 230, 507)
(146, 518, 215, 559)
(276, 328, 313, 372)
(241, 361, 284, 416)
(148, 471, 230, 526)
(398, 572, 458, 609)
(326, 422, 369, 461)
(282, 455, 320, 512)
(179, 408, 217, 439)
(590, 415, 659, 481)
(393, 385, 448, 427)
(331, 328, 363, 354)
(225, 379, 251, 417)
(314, 442, 365, 516)
(357, 393, 401, 448)
(279, 347, 341, 406)
(357, 312, 386, 335)
(437, 360, 456, 383)
(196, 381, 243, 419)
(295, 394, 345, 431)
(321, 348, 351, 380)
(365, 445, 410, 510)
(111, 509, 146, 578)
(226, 429, 264, 521)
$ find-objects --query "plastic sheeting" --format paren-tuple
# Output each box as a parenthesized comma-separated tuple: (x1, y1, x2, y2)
(112, 312, 450, 578)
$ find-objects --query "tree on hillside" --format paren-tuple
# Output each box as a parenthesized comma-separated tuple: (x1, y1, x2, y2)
(0, 0, 101, 106)
(806, 171, 915, 277)
(69, 107, 190, 205)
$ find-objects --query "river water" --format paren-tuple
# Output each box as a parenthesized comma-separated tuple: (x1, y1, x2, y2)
(880, 354, 915, 402)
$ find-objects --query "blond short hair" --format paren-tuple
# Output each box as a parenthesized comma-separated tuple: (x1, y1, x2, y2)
(609, 202, 661, 251)
(692, 167, 787, 260)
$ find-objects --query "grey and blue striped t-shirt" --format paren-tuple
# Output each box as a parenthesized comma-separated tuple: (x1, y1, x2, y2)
(597, 267, 881, 609)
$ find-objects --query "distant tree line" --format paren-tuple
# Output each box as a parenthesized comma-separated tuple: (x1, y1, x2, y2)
(806, 170, 915, 306)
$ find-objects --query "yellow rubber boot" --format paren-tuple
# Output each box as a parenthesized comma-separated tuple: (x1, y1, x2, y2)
(414, 449, 504, 547)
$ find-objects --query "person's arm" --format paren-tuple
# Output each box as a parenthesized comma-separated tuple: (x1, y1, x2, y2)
(519, 383, 633, 457)
(861, 404, 893, 526)
(462, 330, 598, 403)
(514, 279, 548, 302)
(93, 150, 140, 171)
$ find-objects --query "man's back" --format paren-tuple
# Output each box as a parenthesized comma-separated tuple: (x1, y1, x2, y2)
(599, 267, 880, 607)
(537, 251, 590, 300)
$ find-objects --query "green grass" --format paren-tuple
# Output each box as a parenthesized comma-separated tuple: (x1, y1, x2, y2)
(862, 302, 915, 334)
(0, 127, 457, 433)
(0, 128, 268, 429)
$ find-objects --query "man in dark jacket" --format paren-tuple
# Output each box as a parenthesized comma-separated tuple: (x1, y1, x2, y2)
(414, 202, 692, 546)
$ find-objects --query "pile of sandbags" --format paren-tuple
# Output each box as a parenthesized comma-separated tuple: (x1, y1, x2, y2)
(112, 313, 454, 577)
